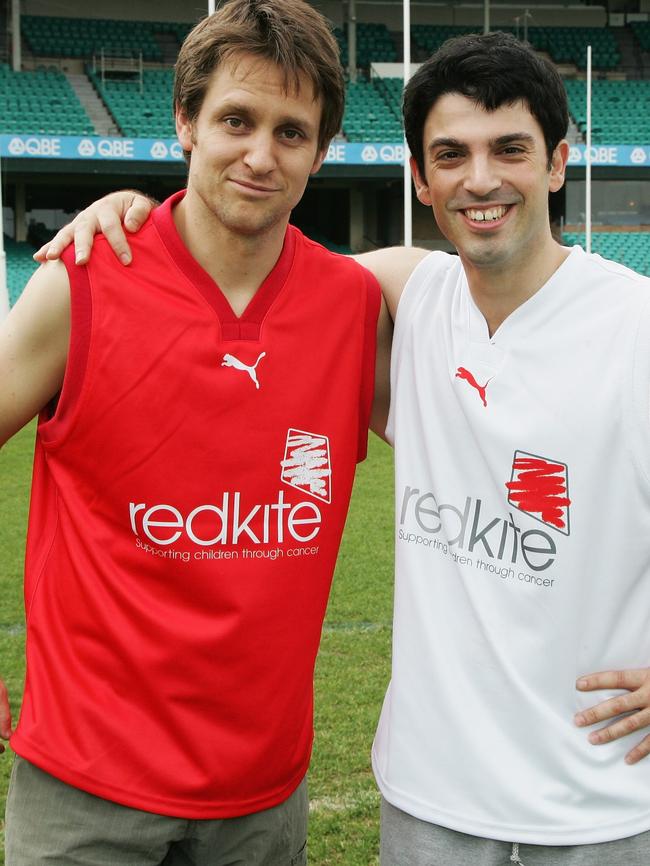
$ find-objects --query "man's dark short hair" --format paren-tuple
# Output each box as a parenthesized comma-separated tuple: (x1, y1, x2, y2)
(403, 31, 569, 177)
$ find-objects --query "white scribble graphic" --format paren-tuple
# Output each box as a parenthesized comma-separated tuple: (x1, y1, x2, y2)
(281, 429, 332, 503)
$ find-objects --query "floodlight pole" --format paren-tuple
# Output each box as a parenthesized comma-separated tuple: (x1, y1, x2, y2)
(348, 0, 357, 83)
(403, 0, 412, 247)
(12, 0, 21, 72)
(208, 1, 215, 15)
(585, 45, 592, 254)
(484, 0, 490, 34)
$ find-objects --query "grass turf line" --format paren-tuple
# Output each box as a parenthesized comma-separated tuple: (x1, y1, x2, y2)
(0, 426, 394, 864)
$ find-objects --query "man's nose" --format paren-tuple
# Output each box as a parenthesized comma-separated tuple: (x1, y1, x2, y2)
(243, 132, 278, 175)
(462, 155, 502, 198)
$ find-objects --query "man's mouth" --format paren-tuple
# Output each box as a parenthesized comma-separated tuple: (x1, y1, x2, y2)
(463, 205, 510, 223)
(231, 179, 279, 193)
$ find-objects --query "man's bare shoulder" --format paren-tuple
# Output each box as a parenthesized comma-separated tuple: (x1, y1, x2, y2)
(352, 247, 429, 319)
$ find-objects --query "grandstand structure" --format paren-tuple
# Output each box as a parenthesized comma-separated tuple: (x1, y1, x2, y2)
(1, 0, 649, 307)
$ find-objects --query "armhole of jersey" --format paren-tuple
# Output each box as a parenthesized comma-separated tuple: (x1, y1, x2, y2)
(38, 246, 93, 446)
(629, 297, 650, 486)
(357, 268, 382, 463)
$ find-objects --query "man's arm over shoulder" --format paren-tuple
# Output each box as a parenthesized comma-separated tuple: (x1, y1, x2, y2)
(0, 261, 71, 446)
(353, 246, 429, 321)
(354, 247, 428, 440)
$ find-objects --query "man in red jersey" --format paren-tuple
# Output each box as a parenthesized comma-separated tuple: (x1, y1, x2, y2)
(0, 2, 391, 864)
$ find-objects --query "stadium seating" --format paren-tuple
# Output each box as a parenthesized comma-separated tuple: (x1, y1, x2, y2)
(4, 237, 39, 308)
(22, 15, 163, 61)
(160, 21, 194, 45)
(564, 79, 650, 143)
(87, 68, 175, 138)
(412, 25, 619, 70)
(343, 79, 402, 142)
(334, 22, 397, 68)
(532, 26, 620, 69)
(562, 232, 650, 276)
(0, 64, 94, 135)
(630, 21, 650, 53)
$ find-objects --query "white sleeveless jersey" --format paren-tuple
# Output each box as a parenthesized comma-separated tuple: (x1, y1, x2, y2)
(373, 246, 650, 845)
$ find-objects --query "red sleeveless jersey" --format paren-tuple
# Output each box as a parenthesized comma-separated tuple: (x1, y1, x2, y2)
(12, 192, 380, 818)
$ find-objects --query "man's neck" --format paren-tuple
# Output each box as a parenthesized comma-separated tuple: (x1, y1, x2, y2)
(173, 193, 288, 318)
(462, 237, 570, 337)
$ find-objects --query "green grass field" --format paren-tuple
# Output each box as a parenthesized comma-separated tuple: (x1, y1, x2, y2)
(0, 423, 394, 865)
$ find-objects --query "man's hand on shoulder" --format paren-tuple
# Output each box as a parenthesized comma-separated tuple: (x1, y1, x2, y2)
(0, 260, 71, 446)
(353, 246, 429, 322)
(34, 190, 156, 267)
(575, 668, 650, 764)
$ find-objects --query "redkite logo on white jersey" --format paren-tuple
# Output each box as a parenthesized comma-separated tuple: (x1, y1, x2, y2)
(505, 450, 571, 535)
(281, 429, 332, 503)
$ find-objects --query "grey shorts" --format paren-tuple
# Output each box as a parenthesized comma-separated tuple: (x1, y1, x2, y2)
(5, 755, 308, 866)
(380, 796, 650, 866)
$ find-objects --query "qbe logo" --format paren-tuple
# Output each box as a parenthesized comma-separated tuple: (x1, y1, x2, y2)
(281, 429, 332, 503)
(8, 136, 60, 156)
(8, 138, 25, 155)
(568, 146, 582, 165)
(505, 450, 571, 535)
(78, 139, 96, 157)
(150, 141, 168, 159)
(361, 145, 378, 163)
(631, 147, 647, 165)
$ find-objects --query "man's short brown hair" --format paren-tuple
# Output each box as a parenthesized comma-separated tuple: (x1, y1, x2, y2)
(174, 0, 344, 155)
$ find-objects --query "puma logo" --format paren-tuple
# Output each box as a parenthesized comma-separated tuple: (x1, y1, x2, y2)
(456, 366, 492, 407)
(222, 352, 266, 389)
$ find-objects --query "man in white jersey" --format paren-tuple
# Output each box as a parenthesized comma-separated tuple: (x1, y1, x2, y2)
(371, 32, 650, 866)
(37, 31, 650, 866)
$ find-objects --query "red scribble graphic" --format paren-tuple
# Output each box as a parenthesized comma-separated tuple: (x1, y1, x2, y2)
(506, 457, 571, 529)
(455, 367, 492, 407)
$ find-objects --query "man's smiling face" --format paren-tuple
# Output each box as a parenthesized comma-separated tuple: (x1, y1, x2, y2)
(411, 93, 568, 273)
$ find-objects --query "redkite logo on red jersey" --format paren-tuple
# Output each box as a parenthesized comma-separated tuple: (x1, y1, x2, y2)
(505, 450, 571, 535)
(281, 429, 332, 504)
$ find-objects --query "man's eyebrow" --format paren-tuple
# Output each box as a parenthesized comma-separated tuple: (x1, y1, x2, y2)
(492, 132, 536, 147)
(428, 137, 465, 151)
(428, 132, 537, 151)
(214, 100, 254, 118)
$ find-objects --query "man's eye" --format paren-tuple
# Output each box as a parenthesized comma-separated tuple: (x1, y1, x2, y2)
(225, 117, 244, 129)
(282, 129, 303, 140)
(438, 151, 462, 161)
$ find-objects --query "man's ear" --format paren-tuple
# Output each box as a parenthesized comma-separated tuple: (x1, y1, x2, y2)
(549, 140, 569, 194)
(410, 155, 432, 206)
(309, 147, 328, 176)
(176, 105, 194, 152)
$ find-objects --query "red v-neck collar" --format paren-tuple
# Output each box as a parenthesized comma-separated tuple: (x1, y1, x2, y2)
(152, 190, 297, 341)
